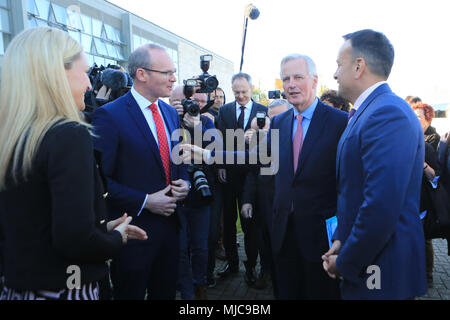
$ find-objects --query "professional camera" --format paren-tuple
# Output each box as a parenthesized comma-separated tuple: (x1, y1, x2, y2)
(83, 63, 133, 121)
(187, 164, 212, 200)
(268, 90, 286, 100)
(256, 111, 267, 129)
(181, 55, 219, 117)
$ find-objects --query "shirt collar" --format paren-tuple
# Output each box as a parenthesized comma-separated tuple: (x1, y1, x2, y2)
(236, 100, 253, 110)
(131, 86, 158, 111)
(293, 97, 318, 120)
(353, 81, 387, 111)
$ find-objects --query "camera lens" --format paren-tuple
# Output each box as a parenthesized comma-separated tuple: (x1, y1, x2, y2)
(204, 76, 219, 92)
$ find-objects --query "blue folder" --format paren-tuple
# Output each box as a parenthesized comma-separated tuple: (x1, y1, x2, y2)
(326, 216, 338, 248)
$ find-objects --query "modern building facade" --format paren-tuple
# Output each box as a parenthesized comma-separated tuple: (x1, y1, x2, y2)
(0, 0, 234, 97)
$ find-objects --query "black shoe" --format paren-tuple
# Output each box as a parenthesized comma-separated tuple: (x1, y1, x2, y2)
(254, 272, 269, 290)
(207, 277, 217, 288)
(244, 266, 257, 286)
(218, 263, 239, 278)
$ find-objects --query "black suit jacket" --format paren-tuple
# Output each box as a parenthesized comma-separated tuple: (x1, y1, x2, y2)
(216, 100, 268, 179)
(0, 121, 123, 290)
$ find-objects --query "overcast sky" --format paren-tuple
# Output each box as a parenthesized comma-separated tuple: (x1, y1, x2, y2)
(108, 0, 450, 105)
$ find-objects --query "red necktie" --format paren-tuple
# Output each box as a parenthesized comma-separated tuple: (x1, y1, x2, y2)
(149, 103, 171, 186)
(292, 114, 304, 173)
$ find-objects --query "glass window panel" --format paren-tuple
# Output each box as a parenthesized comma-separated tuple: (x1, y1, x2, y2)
(68, 30, 80, 43)
(105, 58, 115, 67)
(27, 15, 38, 28)
(92, 18, 102, 38)
(35, 0, 50, 20)
(93, 55, 105, 67)
(114, 29, 122, 43)
(115, 45, 124, 60)
(67, 8, 82, 30)
(36, 18, 48, 27)
(105, 42, 117, 59)
(80, 14, 92, 35)
(133, 34, 140, 50)
(27, 0, 39, 15)
(0, 8, 10, 33)
(51, 3, 68, 25)
(86, 53, 94, 67)
(104, 24, 117, 42)
(0, 0, 7, 8)
(80, 34, 92, 53)
(93, 37, 108, 56)
(0, 33, 4, 54)
(1, 32, 9, 54)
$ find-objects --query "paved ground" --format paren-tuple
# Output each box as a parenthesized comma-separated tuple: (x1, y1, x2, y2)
(202, 234, 450, 300)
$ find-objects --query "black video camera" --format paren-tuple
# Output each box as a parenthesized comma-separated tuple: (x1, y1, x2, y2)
(268, 90, 286, 100)
(83, 63, 133, 122)
(181, 55, 219, 117)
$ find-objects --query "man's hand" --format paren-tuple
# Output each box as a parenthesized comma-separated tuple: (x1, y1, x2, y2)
(180, 144, 208, 164)
(217, 169, 227, 183)
(244, 129, 257, 144)
(241, 203, 253, 219)
(172, 103, 184, 117)
(171, 179, 190, 201)
(203, 112, 215, 123)
(183, 113, 201, 128)
(322, 240, 343, 280)
(145, 185, 177, 217)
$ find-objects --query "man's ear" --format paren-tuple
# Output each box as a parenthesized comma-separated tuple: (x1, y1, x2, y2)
(354, 58, 366, 80)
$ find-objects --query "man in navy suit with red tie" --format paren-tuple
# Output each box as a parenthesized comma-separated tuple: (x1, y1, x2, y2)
(92, 44, 189, 300)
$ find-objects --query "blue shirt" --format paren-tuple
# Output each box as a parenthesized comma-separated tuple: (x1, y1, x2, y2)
(292, 98, 318, 142)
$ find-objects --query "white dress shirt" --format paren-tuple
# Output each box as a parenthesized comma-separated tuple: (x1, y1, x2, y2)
(352, 81, 388, 111)
(235, 100, 253, 129)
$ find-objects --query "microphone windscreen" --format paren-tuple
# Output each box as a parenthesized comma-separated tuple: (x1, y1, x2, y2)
(101, 69, 127, 90)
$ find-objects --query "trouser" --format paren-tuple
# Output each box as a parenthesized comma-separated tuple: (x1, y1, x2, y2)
(207, 180, 224, 278)
(274, 221, 340, 300)
(222, 180, 258, 269)
(177, 205, 210, 299)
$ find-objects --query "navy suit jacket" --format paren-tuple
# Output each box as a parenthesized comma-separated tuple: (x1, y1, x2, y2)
(92, 91, 188, 233)
(334, 83, 427, 299)
(270, 101, 347, 261)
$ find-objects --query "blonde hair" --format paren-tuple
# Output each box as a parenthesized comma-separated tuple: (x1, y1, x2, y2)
(0, 27, 87, 190)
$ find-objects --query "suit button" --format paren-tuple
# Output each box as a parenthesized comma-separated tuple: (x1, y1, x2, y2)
(103, 192, 108, 199)
(100, 220, 106, 224)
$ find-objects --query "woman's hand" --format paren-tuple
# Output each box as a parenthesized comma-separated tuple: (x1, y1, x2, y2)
(108, 213, 148, 244)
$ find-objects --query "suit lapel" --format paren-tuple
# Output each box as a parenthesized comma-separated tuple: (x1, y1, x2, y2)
(336, 83, 392, 178)
(125, 92, 165, 171)
(278, 109, 295, 177)
(294, 102, 327, 179)
(245, 101, 258, 131)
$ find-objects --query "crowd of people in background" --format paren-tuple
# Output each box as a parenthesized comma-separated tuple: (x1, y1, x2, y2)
(0, 26, 449, 301)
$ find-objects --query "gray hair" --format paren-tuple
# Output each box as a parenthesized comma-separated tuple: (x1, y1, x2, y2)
(280, 54, 317, 79)
(128, 43, 166, 80)
(232, 72, 252, 87)
(268, 99, 293, 109)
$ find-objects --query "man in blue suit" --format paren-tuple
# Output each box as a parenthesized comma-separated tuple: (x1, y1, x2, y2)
(322, 29, 427, 299)
(92, 44, 190, 300)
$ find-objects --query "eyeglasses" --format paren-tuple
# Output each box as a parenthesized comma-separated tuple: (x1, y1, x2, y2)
(140, 67, 177, 78)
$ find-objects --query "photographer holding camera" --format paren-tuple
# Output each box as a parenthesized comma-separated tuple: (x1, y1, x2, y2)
(169, 62, 220, 299)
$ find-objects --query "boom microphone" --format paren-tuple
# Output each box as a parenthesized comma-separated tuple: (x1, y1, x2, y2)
(101, 68, 128, 90)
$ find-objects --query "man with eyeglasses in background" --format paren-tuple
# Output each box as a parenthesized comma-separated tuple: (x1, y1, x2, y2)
(92, 44, 190, 300)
